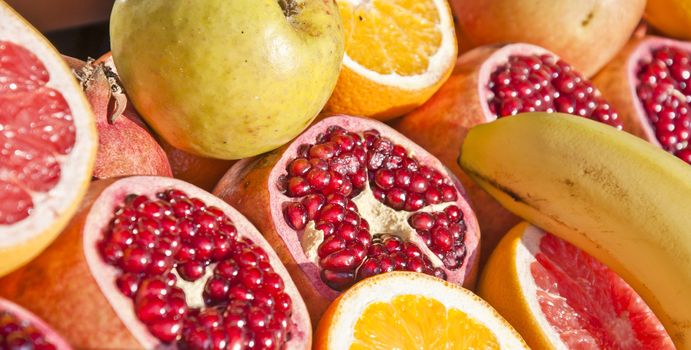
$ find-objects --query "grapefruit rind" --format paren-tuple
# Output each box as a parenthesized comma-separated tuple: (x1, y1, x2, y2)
(0, 3, 97, 275)
(514, 224, 570, 349)
(319, 271, 528, 349)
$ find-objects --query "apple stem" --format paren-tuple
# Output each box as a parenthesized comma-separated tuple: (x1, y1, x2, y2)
(278, 0, 299, 17)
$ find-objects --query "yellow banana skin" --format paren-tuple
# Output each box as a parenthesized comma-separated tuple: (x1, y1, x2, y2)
(645, 0, 691, 40)
(459, 113, 691, 348)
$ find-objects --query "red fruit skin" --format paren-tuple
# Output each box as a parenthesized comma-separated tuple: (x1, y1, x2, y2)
(593, 36, 691, 148)
(0, 179, 140, 349)
(65, 57, 172, 179)
(392, 45, 526, 268)
(213, 115, 480, 323)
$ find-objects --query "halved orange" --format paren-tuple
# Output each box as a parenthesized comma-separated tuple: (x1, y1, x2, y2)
(325, 0, 458, 120)
(315, 271, 528, 349)
(0, 2, 97, 276)
(479, 222, 674, 349)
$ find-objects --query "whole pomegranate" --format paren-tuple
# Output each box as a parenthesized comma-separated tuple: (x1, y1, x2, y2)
(66, 57, 172, 179)
(451, 0, 646, 77)
(213, 115, 480, 320)
(0, 177, 311, 349)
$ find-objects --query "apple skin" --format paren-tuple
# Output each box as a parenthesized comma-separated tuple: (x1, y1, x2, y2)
(451, 0, 645, 77)
(110, 0, 344, 159)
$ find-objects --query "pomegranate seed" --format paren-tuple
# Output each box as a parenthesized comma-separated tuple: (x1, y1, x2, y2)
(320, 250, 361, 272)
(317, 203, 345, 223)
(301, 194, 325, 220)
(320, 270, 355, 290)
(409, 212, 435, 230)
(122, 246, 151, 273)
(306, 168, 331, 190)
(135, 296, 168, 323)
(286, 177, 311, 197)
(385, 188, 407, 210)
(177, 261, 206, 282)
(283, 202, 307, 230)
(287, 158, 311, 176)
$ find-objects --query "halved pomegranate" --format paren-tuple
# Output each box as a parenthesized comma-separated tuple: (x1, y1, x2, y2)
(0, 298, 71, 350)
(393, 43, 622, 267)
(0, 177, 311, 349)
(213, 115, 480, 320)
(593, 36, 691, 163)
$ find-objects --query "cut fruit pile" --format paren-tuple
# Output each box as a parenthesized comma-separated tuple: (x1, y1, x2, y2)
(0, 2, 96, 277)
(315, 271, 529, 349)
(326, 0, 457, 120)
(0, 0, 689, 349)
(479, 223, 675, 349)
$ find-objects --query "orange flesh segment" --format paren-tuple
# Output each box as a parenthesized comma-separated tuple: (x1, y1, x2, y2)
(351, 294, 500, 349)
(339, 0, 442, 76)
(0, 41, 76, 224)
(531, 233, 674, 349)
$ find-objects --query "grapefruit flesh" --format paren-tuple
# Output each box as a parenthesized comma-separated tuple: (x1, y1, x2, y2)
(0, 40, 75, 224)
(530, 232, 674, 349)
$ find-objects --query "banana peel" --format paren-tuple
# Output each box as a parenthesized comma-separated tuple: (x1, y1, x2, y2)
(459, 113, 691, 348)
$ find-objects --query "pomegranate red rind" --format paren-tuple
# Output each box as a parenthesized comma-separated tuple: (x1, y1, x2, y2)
(594, 36, 691, 163)
(395, 43, 622, 269)
(0, 177, 311, 349)
(214, 115, 480, 321)
(0, 297, 72, 350)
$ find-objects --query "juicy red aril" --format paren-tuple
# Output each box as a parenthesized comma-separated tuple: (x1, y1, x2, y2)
(281, 126, 468, 291)
(488, 54, 623, 129)
(98, 189, 292, 348)
(636, 46, 691, 163)
(355, 234, 442, 283)
(0, 311, 57, 350)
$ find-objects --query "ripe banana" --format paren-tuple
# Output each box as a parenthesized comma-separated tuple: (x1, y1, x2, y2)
(459, 113, 691, 349)
(644, 0, 691, 40)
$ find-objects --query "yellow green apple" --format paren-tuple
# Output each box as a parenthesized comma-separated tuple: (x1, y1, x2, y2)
(110, 0, 344, 159)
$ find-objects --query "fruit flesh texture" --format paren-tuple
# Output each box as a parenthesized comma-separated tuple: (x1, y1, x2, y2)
(488, 54, 622, 129)
(98, 189, 294, 349)
(460, 113, 691, 349)
(635, 46, 691, 163)
(280, 126, 467, 291)
(532, 232, 673, 349)
(110, 0, 345, 159)
(0, 41, 75, 225)
(339, 0, 442, 76)
(351, 294, 499, 349)
(0, 310, 58, 350)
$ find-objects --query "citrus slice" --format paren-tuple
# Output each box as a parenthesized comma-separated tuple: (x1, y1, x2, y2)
(479, 222, 675, 349)
(315, 271, 528, 349)
(325, 0, 458, 120)
(0, 3, 97, 276)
